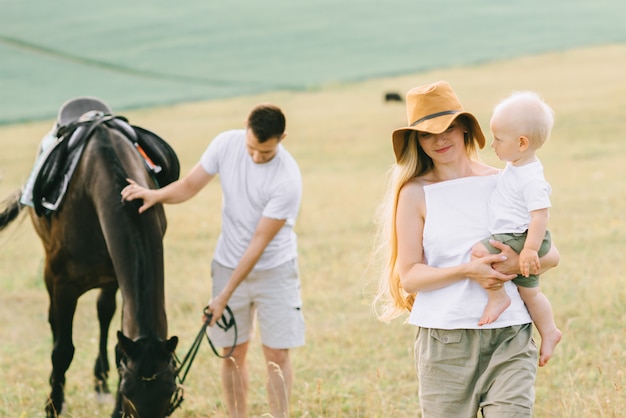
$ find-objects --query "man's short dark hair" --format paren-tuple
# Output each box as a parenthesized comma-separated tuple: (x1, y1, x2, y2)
(247, 104, 286, 143)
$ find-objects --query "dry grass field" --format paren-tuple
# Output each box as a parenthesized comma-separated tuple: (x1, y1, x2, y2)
(1, 44, 625, 417)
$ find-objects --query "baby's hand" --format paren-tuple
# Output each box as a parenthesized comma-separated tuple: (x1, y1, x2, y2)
(519, 248, 540, 277)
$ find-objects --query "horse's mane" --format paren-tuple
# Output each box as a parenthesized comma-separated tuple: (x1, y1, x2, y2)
(89, 124, 159, 220)
(94, 125, 169, 339)
(98, 126, 141, 193)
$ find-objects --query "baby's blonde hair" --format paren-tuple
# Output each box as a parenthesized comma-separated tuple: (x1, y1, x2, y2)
(492, 91, 555, 149)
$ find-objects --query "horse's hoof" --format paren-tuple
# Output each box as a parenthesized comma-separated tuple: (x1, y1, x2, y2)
(95, 378, 110, 394)
(45, 399, 65, 417)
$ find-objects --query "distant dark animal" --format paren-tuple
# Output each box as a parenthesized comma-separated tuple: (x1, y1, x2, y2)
(0, 107, 180, 417)
(384, 92, 403, 102)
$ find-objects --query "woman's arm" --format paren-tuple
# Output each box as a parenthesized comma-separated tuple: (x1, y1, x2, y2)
(396, 180, 516, 293)
(539, 243, 560, 272)
(489, 239, 560, 276)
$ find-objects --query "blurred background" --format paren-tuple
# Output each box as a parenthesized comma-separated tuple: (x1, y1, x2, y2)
(2, 0, 626, 124)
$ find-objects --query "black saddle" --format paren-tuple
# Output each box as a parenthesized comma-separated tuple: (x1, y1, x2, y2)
(32, 113, 180, 216)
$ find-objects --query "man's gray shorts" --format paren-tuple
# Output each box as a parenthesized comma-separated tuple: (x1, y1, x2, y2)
(207, 259, 305, 349)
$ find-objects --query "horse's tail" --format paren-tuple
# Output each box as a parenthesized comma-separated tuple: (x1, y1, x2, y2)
(0, 189, 26, 231)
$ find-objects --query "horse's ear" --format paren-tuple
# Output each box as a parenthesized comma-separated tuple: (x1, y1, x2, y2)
(117, 330, 136, 357)
(166, 336, 178, 354)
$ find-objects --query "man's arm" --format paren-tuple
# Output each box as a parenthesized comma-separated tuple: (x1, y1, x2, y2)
(121, 162, 214, 213)
(206, 216, 286, 326)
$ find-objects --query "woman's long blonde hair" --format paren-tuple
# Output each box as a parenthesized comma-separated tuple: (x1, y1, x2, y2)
(372, 117, 479, 322)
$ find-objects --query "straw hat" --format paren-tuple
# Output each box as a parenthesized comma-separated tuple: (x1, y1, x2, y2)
(391, 81, 485, 161)
(57, 96, 112, 127)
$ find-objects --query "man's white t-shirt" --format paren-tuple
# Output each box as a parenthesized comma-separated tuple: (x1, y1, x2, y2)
(200, 129, 302, 271)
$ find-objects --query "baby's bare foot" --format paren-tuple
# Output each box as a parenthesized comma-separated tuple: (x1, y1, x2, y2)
(479, 292, 511, 326)
(539, 328, 563, 366)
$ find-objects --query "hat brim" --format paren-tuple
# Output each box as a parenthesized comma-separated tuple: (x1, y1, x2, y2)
(392, 112, 485, 161)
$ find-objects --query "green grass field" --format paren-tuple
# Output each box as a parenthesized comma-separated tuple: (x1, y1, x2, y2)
(1, 44, 625, 416)
(2, 0, 626, 124)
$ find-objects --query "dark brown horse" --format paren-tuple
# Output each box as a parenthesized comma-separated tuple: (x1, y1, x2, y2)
(0, 99, 180, 417)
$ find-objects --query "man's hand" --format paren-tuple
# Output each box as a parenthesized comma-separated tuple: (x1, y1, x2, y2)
(204, 293, 229, 327)
(120, 178, 158, 213)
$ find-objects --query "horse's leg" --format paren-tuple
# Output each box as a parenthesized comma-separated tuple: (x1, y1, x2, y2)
(45, 274, 79, 418)
(94, 285, 117, 396)
(112, 341, 125, 418)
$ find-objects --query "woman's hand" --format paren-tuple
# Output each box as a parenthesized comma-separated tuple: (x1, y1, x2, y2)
(487, 239, 522, 276)
(468, 252, 517, 291)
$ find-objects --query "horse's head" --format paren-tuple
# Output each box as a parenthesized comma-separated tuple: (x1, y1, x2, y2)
(117, 331, 179, 418)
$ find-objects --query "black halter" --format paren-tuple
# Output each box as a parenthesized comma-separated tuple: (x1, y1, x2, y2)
(118, 350, 178, 418)
(167, 305, 237, 416)
(119, 356, 176, 382)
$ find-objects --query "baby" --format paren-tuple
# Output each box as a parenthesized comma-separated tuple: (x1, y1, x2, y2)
(473, 91, 562, 366)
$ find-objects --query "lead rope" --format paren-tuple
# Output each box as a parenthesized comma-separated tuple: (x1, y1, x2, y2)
(167, 305, 237, 416)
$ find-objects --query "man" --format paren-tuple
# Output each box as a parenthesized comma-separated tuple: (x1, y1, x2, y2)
(121, 104, 304, 417)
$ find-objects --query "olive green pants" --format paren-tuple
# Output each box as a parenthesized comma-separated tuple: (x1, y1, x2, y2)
(415, 324, 538, 417)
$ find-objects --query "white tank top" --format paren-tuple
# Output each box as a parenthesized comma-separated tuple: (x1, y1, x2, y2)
(408, 175, 531, 329)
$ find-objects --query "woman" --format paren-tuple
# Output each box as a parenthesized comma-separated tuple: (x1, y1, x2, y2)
(374, 81, 559, 417)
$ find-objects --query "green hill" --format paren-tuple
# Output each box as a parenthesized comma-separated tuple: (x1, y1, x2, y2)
(1, 0, 625, 124)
